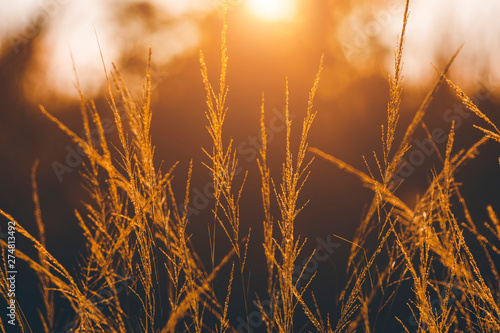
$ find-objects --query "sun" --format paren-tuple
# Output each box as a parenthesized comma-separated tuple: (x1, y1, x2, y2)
(246, 0, 297, 22)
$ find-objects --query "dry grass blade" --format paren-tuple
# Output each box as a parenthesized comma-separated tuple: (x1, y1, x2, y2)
(382, 0, 410, 169)
(161, 247, 235, 333)
(31, 161, 54, 333)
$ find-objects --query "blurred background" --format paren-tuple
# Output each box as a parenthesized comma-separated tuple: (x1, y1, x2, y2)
(0, 0, 499, 331)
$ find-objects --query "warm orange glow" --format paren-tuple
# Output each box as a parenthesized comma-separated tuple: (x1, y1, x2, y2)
(246, 0, 297, 22)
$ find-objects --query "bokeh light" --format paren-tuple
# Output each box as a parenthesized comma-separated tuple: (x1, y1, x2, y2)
(246, 0, 297, 22)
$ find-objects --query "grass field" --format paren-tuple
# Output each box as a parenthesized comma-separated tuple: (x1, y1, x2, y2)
(1, 1, 500, 332)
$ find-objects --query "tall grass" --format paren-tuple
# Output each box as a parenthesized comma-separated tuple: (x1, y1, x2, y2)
(1, 1, 500, 332)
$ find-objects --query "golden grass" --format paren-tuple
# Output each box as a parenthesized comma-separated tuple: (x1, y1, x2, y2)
(1, 1, 500, 332)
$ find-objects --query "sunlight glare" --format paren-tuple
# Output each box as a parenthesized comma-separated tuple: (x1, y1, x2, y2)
(246, 0, 297, 22)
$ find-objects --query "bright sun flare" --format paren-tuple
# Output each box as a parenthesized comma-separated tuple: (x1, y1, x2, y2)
(246, 0, 297, 22)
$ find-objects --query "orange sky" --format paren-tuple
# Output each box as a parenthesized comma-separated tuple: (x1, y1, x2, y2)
(0, 0, 499, 105)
